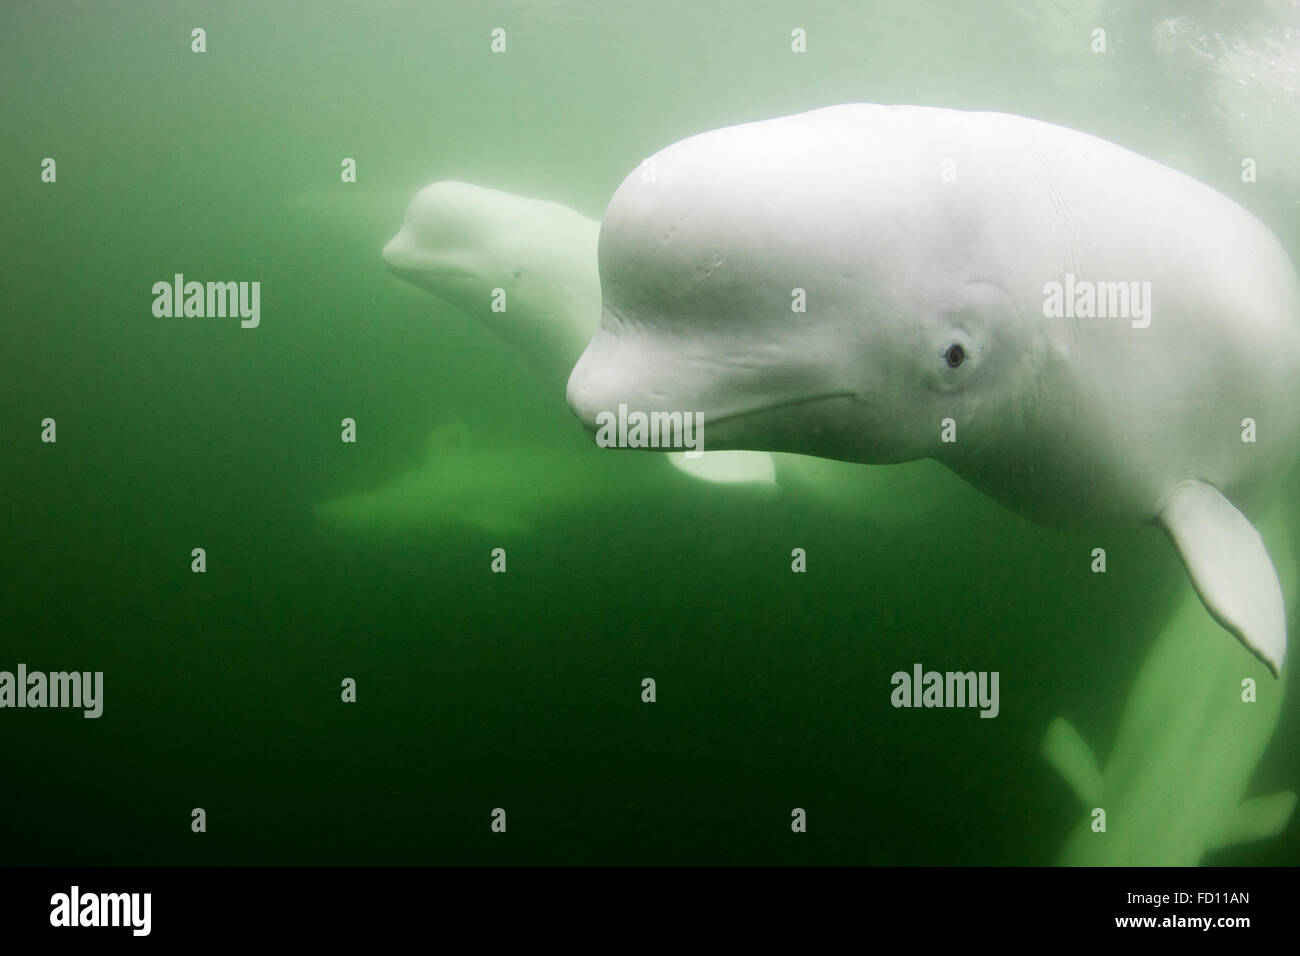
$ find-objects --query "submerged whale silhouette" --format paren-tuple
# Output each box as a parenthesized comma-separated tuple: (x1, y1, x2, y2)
(1043, 501, 1297, 864)
(314, 422, 779, 537)
(566, 103, 1300, 675)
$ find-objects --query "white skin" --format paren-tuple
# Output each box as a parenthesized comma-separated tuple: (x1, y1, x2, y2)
(566, 104, 1300, 672)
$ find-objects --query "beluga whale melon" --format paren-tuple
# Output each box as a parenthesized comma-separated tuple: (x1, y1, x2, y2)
(566, 103, 1300, 675)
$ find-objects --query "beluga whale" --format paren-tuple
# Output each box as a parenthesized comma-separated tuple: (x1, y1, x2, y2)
(381, 180, 602, 393)
(566, 103, 1300, 674)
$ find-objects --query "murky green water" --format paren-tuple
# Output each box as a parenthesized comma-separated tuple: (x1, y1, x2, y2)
(3, 0, 1297, 864)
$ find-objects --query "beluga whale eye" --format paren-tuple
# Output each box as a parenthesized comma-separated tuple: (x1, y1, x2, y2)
(945, 343, 965, 368)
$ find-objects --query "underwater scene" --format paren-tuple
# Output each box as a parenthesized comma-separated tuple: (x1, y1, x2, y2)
(4, 0, 1299, 869)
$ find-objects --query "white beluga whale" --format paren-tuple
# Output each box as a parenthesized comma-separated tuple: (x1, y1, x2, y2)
(377, 180, 968, 502)
(566, 103, 1300, 674)
(1042, 501, 1297, 865)
(382, 181, 602, 393)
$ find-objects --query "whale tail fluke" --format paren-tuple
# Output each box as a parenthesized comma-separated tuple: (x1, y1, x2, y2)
(1042, 717, 1104, 807)
(1207, 791, 1297, 851)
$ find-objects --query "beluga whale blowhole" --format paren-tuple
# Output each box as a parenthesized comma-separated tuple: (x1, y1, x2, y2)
(566, 103, 1300, 674)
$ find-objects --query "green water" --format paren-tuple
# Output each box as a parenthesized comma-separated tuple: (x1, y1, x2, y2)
(3, 0, 1298, 865)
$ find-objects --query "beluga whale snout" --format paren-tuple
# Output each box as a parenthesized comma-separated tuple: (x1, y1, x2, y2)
(568, 103, 1300, 674)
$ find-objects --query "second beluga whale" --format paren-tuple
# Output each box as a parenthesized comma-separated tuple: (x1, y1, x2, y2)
(566, 103, 1300, 674)
(381, 181, 601, 394)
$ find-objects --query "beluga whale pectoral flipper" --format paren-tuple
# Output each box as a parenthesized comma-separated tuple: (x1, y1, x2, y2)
(566, 103, 1300, 673)
(1158, 480, 1287, 675)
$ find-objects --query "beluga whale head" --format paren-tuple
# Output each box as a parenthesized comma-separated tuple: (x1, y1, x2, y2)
(568, 103, 1300, 675)
(384, 181, 600, 387)
(566, 105, 1032, 466)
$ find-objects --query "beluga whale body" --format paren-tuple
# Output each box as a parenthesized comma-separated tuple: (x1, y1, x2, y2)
(566, 103, 1300, 674)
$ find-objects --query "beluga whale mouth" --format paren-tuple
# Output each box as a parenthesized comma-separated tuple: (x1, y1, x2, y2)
(567, 102, 1300, 675)
(701, 391, 862, 430)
